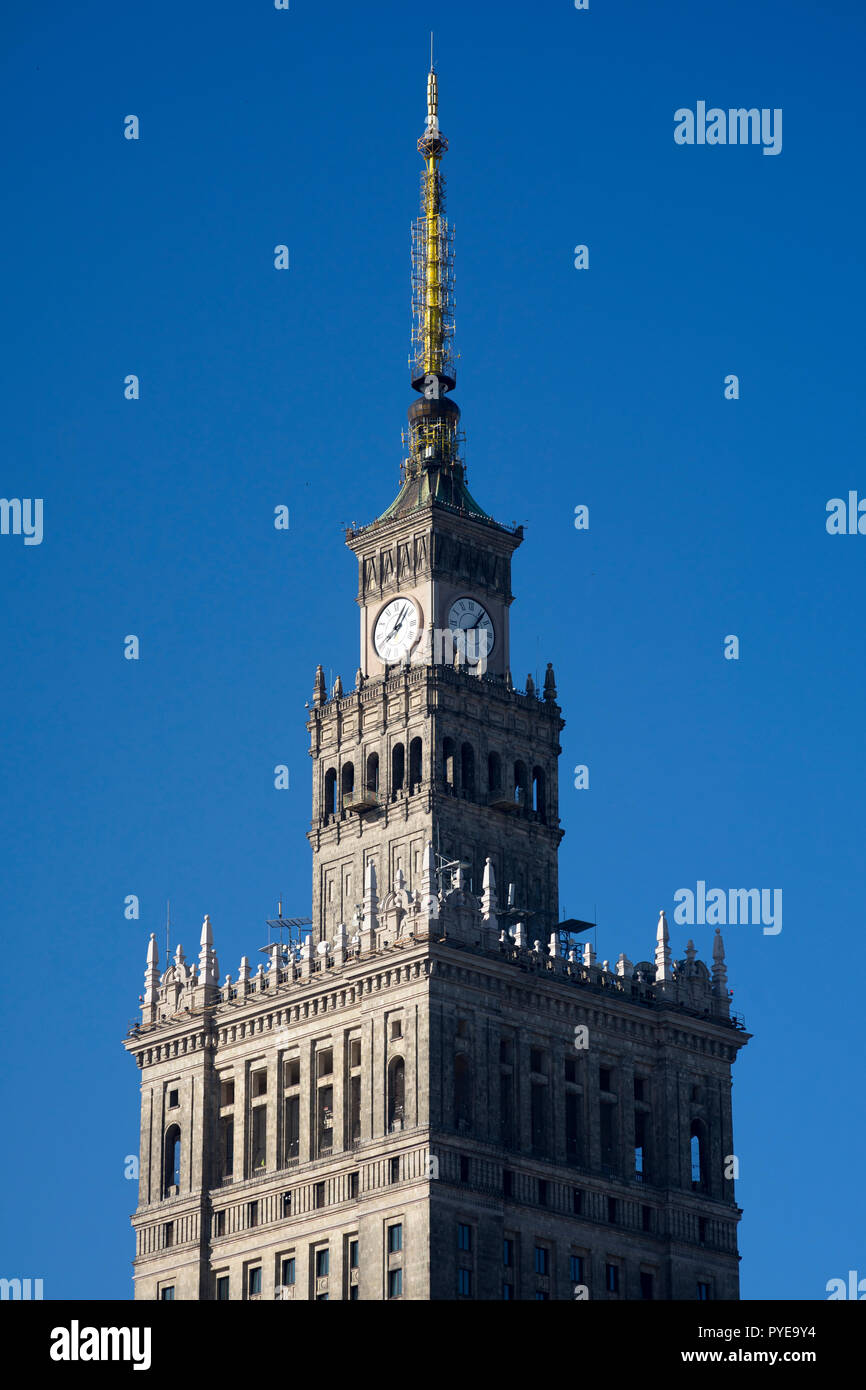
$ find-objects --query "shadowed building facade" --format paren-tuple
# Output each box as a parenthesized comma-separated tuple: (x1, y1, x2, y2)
(123, 65, 750, 1302)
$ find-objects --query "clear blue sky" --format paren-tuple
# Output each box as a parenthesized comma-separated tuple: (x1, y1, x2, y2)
(1, 0, 863, 1300)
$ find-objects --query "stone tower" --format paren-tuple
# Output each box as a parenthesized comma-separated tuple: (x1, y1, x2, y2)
(123, 63, 750, 1303)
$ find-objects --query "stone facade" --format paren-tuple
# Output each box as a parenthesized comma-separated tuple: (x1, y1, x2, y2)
(122, 62, 750, 1303)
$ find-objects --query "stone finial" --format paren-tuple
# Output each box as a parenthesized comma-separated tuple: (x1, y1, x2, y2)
(544, 662, 557, 702)
(548, 930, 560, 958)
(198, 914, 218, 987)
(712, 927, 728, 988)
(238, 956, 250, 984)
(582, 941, 596, 968)
(526, 673, 535, 696)
(332, 675, 343, 699)
(174, 942, 185, 966)
(313, 664, 326, 706)
(654, 908, 673, 981)
(393, 867, 407, 895)
(363, 861, 379, 936)
(513, 920, 526, 948)
(144, 932, 160, 1002)
(616, 952, 633, 977)
(685, 939, 697, 963)
(481, 857, 498, 922)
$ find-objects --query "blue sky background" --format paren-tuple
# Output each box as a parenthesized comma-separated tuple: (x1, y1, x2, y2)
(1, 0, 863, 1299)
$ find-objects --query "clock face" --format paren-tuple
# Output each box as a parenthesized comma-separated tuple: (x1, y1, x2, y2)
(373, 597, 420, 662)
(448, 597, 495, 662)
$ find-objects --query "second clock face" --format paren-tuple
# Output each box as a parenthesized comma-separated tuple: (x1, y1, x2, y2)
(373, 597, 420, 662)
(448, 597, 495, 661)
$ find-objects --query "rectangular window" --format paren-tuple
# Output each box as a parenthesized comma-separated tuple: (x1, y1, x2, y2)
(503, 1283, 514, 1300)
(572, 1187, 583, 1215)
(697, 1281, 711, 1301)
(348, 1170, 359, 1199)
(279, 1256, 295, 1287)
(220, 1078, 235, 1106)
(566, 1091, 580, 1159)
(168, 1089, 179, 1108)
(216, 1275, 229, 1301)
(252, 1070, 267, 1098)
(459, 1155, 469, 1183)
(349, 1039, 361, 1069)
(534, 1246, 549, 1276)
(499, 1038, 513, 1064)
(391, 1019, 403, 1039)
(640, 1271, 654, 1300)
(284, 1058, 300, 1088)
(457, 1269, 472, 1297)
(503, 1238, 514, 1268)
(642, 1205, 652, 1233)
(316, 1248, 330, 1279)
(350, 1075, 361, 1143)
(388, 1223, 403, 1254)
(213, 1209, 225, 1238)
(605, 1263, 619, 1294)
(698, 1217, 707, 1244)
(252, 1106, 267, 1172)
(317, 1085, 333, 1157)
(390, 1156, 400, 1183)
(388, 1268, 403, 1299)
(457, 1223, 472, 1252)
(503, 1169, 513, 1199)
(607, 1197, 617, 1224)
(599, 1067, 612, 1092)
(314, 1181, 326, 1209)
(530, 1047, 544, 1073)
(500, 1071, 514, 1147)
(247, 1201, 258, 1229)
(349, 1240, 359, 1270)
(163, 1222, 174, 1249)
(570, 1255, 584, 1283)
(634, 1077, 646, 1102)
(564, 1058, 577, 1084)
(538, 1179, 548, 1207)
(282, 1191, 292, 1217)
(160, 1286, 175, 1301)
(317, 1049, 333, 1078)
(600, 1103, 615, 1170)
(531, 1083, 547, 1155)
(248, 1267, 262, 1296)
(220, 1117, 234, 1179)
(284, 1095, 299, 1160)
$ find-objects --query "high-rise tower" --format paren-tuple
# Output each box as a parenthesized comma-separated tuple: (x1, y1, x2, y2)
(124, 62, 750, 1303)
(310, 61, 563, 949)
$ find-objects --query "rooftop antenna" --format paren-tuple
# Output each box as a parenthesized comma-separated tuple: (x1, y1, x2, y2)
(165, 899, 171, 962)
(430, 30, 434, 70)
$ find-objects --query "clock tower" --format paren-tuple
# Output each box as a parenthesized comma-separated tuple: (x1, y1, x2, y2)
(306, 62, 565, 946)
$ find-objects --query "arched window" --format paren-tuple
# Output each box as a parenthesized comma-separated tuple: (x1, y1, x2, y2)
(409, 737, 423, 788)
(388, 1057, 405, 1131)
(341, 763, 355, 802)
(366, 752, 379, 795)
(324, 768, 337, 818)
(488, 751, 502, 795)
(532, 766, 546, 821)
(513, 760, 528, 807)
(391, 743, 405, 795)
(164, 1125, 181, 1196)
(461, 743, 475, 797)
(690, 1120, 707, 1190)
(454, 1053, 472, 1133)
(443, 738, 456, 790)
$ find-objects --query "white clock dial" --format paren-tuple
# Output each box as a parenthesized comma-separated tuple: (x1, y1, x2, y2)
(373, 597, 420, 662)
(448, 597, 495, 662)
